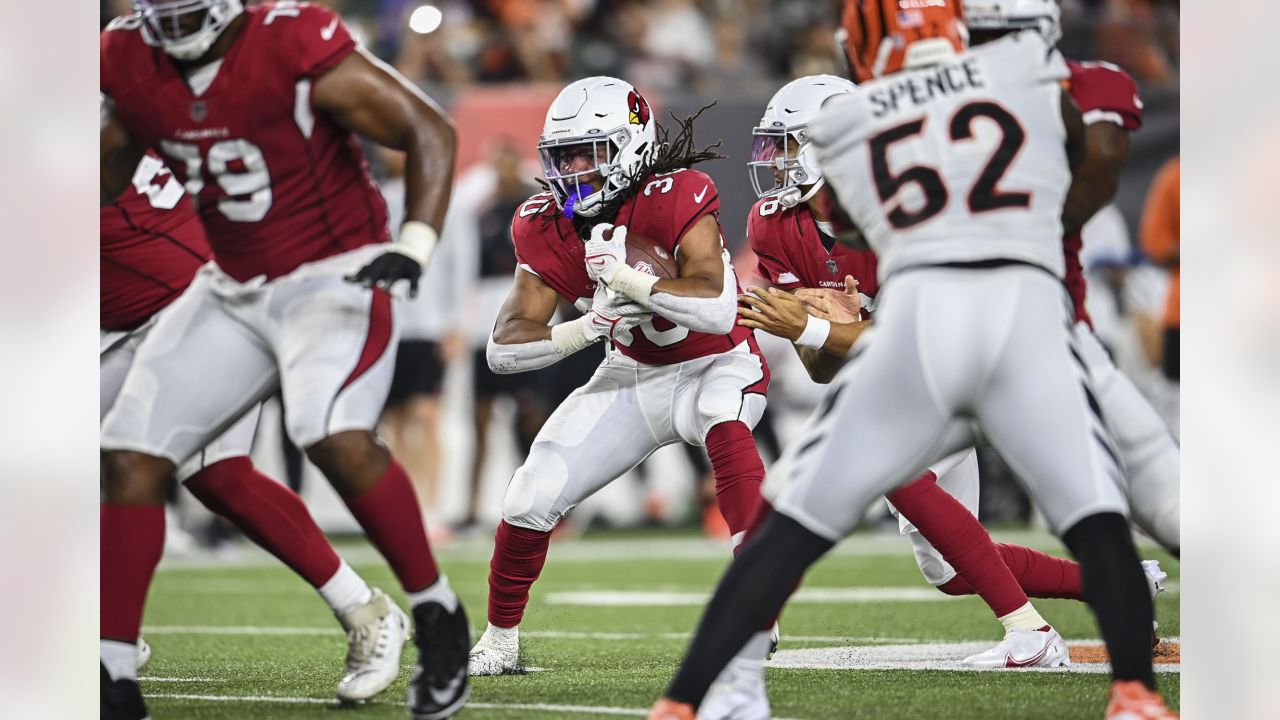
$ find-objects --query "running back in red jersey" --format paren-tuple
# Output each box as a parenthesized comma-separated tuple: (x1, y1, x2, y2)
(101, 3, 390, 282)
(1061, 59, 1144, 325)
(511, 168, 756, 366)
(101, 153, 211, 331)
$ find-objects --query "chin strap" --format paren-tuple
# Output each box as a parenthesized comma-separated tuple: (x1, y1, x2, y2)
(779, 178, 826, 209)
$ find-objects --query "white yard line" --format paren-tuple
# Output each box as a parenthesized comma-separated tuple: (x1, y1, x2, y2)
(142, 624, 923, 645)
(147, 693, 807, 719)
(546, 587, 966, 607)
(769, 641, 1181, 674)
(139, 677, 220, 682)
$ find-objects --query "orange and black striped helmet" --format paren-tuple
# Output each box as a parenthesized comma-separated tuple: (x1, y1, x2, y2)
(840, 0, 969, 83)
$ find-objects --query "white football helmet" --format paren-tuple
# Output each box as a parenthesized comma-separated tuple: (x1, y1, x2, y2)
(749, 75, 857, 209)
(537, 76, 657, 218)
(964, 0, 1062, 45)
(133, 0, 244, 61)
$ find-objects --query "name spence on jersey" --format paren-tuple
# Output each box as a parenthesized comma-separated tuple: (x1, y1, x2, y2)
(869, 58, 985, 118)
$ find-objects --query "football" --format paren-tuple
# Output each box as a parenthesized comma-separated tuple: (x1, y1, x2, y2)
(621, 229, 679, 280)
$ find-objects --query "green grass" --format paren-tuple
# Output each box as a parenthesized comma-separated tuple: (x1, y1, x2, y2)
(141, 529, 1178, 719)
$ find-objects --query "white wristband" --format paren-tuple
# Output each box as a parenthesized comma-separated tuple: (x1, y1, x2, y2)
(551, 316, 596, 355)
(607, 264, 660, 307)
(795, 315, 831, 350)
(393, 221, 439, 267)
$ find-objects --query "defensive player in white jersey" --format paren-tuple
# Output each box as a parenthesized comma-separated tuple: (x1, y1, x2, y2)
(963, 0, 1179, 556)
(650, 2, 1175, 719)
(741, 73, 1167, 671)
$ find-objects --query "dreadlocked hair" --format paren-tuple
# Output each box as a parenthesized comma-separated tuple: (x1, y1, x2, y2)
(533, 102, 726, 239)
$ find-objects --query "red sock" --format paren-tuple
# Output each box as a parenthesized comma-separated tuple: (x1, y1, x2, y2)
(996, 543, 1085, 600)
(705, 421, 765, 545)
(487, 520, 552, 627)
(101, 504, 165, 642)
(342, 459, 439, 593)
(184, 457, 341, 588)
(887, 472, 1028, 618)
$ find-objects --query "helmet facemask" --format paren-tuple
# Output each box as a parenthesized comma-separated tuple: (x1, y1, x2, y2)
(134, 0, 243, 62)
(537, 127, 637, 218)
(748, 125, 822, 209)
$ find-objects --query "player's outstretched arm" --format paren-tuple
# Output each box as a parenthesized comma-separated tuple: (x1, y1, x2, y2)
(1058, 92, 1098, 236)
(100, 97, 147, 206)
(737, 286, 869, 384)
(586, 216, 737, 335)
(487, 269, 624, 374)
(318, 47, 457, 293)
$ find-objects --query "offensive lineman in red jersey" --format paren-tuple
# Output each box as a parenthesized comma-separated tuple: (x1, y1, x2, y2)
(99, 3, 468, 718)
(468, 77, 775, 718)
(741, 74, 1168, 670)
(102, 153, 420, 704)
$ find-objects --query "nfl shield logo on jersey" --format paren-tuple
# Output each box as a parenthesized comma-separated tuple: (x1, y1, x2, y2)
(190, 101, 207, 122)
(826, 259, 838, 275)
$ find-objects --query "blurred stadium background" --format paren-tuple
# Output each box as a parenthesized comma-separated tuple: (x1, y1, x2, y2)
(99, 0, 1180, 546)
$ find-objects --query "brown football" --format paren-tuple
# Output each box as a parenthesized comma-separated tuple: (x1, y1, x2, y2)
(621, 229, 679, 280)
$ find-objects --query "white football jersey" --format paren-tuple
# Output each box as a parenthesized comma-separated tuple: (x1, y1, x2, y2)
(811, 31, 1072, 280)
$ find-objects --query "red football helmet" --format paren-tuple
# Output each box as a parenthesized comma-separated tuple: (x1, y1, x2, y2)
(840, 0, 969, 82)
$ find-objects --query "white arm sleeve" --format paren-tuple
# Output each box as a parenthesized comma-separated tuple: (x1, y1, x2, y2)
(642, 253, 738, 336)
(485, 316, 599, 374)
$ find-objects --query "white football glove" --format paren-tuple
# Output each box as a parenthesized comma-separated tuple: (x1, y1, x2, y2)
(583, 223, 629, 284)
(587, 283, 651, 344)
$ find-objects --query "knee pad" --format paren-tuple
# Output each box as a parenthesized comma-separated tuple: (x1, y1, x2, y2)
(500, 448, 571, 533)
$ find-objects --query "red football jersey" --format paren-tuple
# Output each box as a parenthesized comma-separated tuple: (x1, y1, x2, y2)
(1063, 59, 1144, 325)
(748, 198, 879, 299)
(101, 153, 211, 331)
(513, 168, 763, 368)
(101, 3, 390, 282)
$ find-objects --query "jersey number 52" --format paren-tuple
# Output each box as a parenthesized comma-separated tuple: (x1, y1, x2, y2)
(870, 101, 1030, 230)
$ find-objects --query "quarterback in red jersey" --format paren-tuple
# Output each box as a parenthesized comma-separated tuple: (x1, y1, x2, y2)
(99, 3, 468, 718)
(740, 75, 1168, 682)
(468, 78, 773, 698)
(964, 0, 1180, 556)
(101, 153, 423, 708)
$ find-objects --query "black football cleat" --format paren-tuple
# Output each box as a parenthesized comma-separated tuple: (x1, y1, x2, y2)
(407, 598, 471, 720)
(101, 662, 149, 720)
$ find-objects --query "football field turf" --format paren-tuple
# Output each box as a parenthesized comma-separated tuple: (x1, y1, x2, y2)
(141, 528, 1179, 719)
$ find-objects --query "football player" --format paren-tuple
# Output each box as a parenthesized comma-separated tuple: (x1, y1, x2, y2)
(468, 77, 775, 711)
(740, 74, 1166, 670)
(99, 2, 468, 718)
(101, 153, 406, 702)
(650, 2, 1175, 719)
(964, 0, 1180, 556)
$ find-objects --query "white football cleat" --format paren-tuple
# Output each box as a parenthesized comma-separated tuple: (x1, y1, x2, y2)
(697, 656, 770, 720)
(135, 637, 152, 672)
(335, 588, 410, 703)
(467, 624, 521, 676)
(962, 627, 1070, 669)
(1142, 560, 1168, 600)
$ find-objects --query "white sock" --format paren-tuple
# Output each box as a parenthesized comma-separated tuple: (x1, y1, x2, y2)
(735, 630, 772, 663)
(998, 601, 1050, 632)
(406, 574, 458, 613)
(483, 622, 519, 643)
(318, 561, 374, 615)
(101, 639, 138, 681)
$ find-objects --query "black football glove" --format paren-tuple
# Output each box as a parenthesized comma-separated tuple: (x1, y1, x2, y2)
(346, 251, 423, 297)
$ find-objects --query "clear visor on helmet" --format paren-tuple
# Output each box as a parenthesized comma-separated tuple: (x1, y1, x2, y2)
(536, 133, 624, 215)
(747, 127, 803, 200)
(135, 0, 218, 42)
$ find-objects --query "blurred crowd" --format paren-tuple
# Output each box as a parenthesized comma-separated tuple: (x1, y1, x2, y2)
(102, 1, 1180, 94)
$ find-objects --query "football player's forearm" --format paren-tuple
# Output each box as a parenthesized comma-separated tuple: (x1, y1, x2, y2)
(401, 104, 456, 233)
(794, 321, 868, 384)
(611, 262, 736, 335)
(486, 317, 596, 374)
